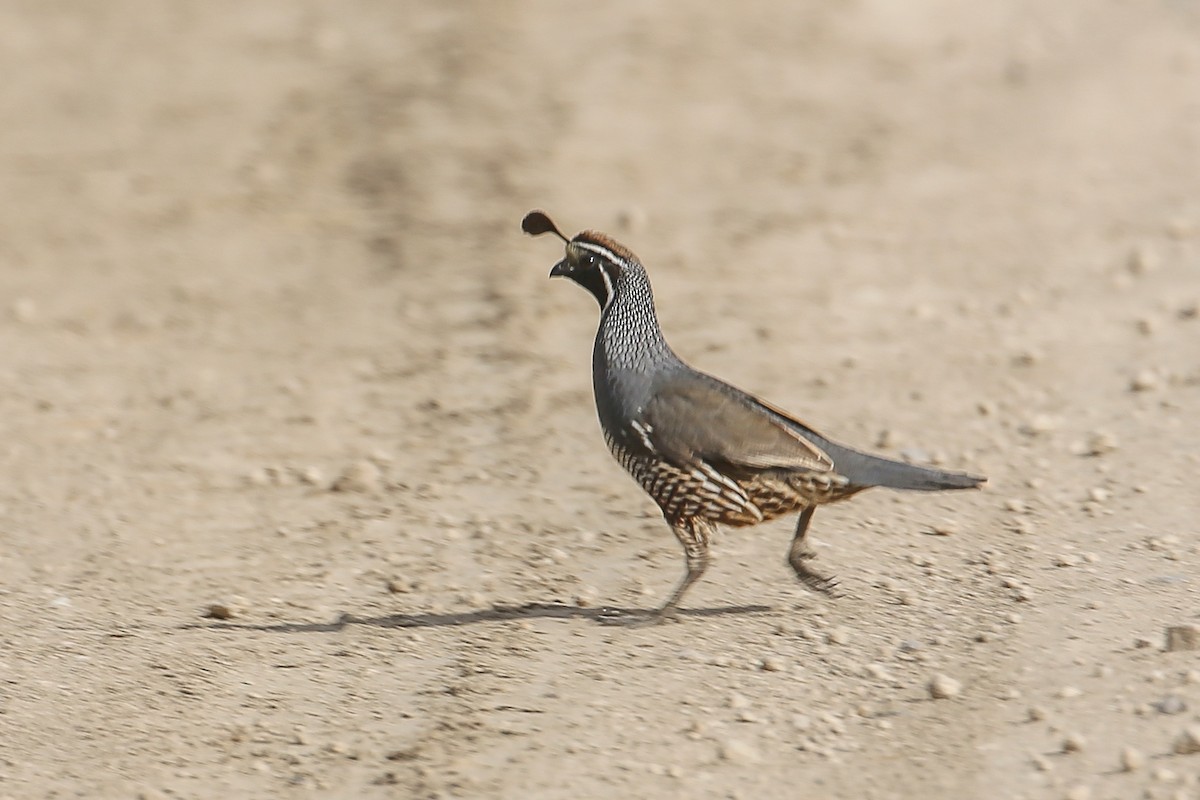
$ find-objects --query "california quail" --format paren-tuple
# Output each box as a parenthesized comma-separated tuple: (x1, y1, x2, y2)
(523, 210, 985, 618)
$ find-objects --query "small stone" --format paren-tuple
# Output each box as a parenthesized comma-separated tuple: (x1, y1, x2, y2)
(1127, 244, 1160, 275)
(727, 693, 750, 710)
(1020, 414, 1057, 436)
(759, 655, 786, 673)
(1057, 686, 1083, 700)
(1061, 732, 1086, 753)
(246, 467, 273, 487)
(1055, 553, 1081, 568)
(1004, 498, 1028, 513)
(332, 460, 382, 493)
(1120, 746, 1146, 772)
(297, 466, 325, 486)
(717, 738, 761, 764)
(1183, 669, 1200, 685)
(1087, 487, 1110, 503)
(928, 673, 962, 699)
(1172, 725, 1200, 755)
(826, 627, 850, 645)
(1027, 706, 1048, 722)
(928, 521, 958, 536)
(1155, 695, 1187, 715)
(1084, 431, 1118, 456)
(204, 603, 237, 620)
(1134, 636, 1156, 649)
(1064, 785, 1090, 800)
(1152, 768, 1179, 784)
(863, 663, 894, 681)
(1166, 625, 1200, 651)
(1130, 370, 1160, 392)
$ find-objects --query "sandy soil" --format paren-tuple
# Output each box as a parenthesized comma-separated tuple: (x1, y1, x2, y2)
(3, 2, 1200, 798)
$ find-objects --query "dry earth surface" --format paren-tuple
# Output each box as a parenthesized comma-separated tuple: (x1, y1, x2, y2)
(3, 2, 1200, 798)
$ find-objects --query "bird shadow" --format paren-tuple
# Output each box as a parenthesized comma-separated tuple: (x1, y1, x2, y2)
(192, 601, 773, 634)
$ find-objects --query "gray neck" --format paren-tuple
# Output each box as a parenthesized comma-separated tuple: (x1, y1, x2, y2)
(595, 263, 677, 374)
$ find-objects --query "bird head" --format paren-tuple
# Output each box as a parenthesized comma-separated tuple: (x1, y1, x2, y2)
(522, 210, 639, 309)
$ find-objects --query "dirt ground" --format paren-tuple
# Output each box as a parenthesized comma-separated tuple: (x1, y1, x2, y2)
(3, 2, 1200, 798)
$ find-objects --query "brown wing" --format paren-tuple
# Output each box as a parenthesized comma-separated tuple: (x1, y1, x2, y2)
(640, 377, 833, 474)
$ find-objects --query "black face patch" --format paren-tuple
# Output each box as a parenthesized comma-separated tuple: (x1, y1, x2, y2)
(557, 242, 620, 309)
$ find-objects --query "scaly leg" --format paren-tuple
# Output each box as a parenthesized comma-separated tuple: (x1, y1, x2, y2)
(656, 517, 714, 619)
(787, 506, 839, 597)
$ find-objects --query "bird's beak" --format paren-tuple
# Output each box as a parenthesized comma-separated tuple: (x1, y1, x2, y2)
(549, 260, 568, 278)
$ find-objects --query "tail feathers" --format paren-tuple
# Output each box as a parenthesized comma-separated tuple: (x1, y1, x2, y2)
(805, 431, 985, 491)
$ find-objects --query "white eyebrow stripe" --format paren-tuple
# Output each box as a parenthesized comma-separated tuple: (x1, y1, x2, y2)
(572, 241, 626, 265)
(572, 241, 622, 310)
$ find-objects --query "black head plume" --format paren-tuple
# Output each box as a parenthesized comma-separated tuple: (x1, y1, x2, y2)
(522, 210, 569, 242)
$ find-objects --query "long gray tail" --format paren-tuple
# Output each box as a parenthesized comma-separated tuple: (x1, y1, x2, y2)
(801, 430, 985, 491)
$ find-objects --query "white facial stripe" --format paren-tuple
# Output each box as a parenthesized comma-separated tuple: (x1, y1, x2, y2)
(573, 241, 621, 309)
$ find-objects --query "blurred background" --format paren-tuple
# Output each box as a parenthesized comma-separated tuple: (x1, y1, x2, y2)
(2, 2, 1199, 798)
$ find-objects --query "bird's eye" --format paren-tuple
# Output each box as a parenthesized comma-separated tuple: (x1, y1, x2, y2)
(585, 255, 597, 266)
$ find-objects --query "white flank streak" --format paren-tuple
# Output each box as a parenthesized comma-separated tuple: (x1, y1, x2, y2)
(630, 420, 656, 452)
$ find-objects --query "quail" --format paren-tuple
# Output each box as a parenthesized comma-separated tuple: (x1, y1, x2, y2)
(523, 210, 985, 618)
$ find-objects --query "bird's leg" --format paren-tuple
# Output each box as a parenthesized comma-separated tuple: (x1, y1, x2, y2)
(787, 506, 840, 597)
(655, 518, 713, 620)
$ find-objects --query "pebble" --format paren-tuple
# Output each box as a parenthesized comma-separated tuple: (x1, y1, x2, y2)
(928, 521, 958, 536)
(1172, 725, 1200, 755)
(1020, 414, 1057, 436)
(826, 627, 850, 645)
(297, 466, 325, 486)
(1120, 746, 1146, 772)
(246, 467, 273, 487)
(1064, 785, 1090, 800)
(759, 655, 786, 673)
(1085, 431, 1118, 456)
(928, 673, 962, 699)
(1130, 370, 1160, 392)
(332, 461, 382, 493)
(1086, 487, 1110, 503)
(727, 693, 750, 710)
(863, 663, 894, 681)
(1055, 553, 1081, 568)
(1004, 498, 1028, 513)
(1155, 695, 1187, 715)
(1057, 686, 1083, 700)
(204, 603, 237, 620)
(1153, 767, 1178, 783)
(1127, 244, 1160, 275)
(1061, 732, 1086, 753)
(1027, 706, 1048, 722)
(1166, 625, 1200, 652)
(717, 738, 761, 764)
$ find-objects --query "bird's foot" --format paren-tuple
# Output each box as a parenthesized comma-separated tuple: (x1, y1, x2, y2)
(789, 552, 843, 599)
